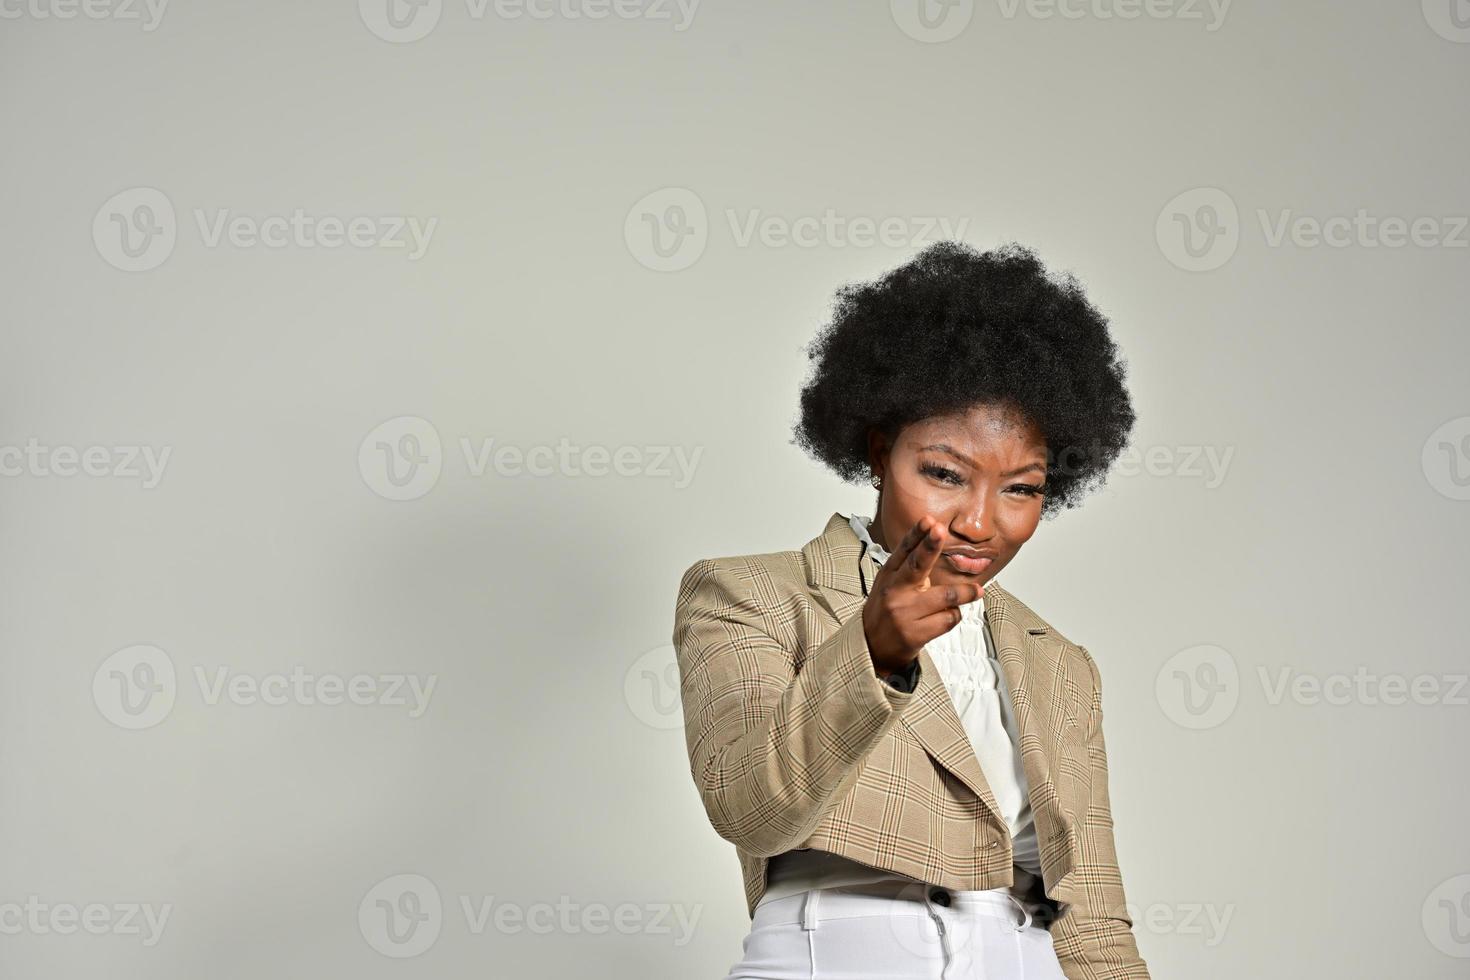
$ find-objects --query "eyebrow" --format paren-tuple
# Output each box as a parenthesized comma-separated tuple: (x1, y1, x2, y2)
(920, 443, 1047, 478)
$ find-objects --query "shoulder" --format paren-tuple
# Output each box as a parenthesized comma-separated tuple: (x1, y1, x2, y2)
(675, 549, 808, 611)
(671, 549, 817, 657)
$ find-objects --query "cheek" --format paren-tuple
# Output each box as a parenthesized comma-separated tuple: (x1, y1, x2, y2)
(885, 468, 947, 513)
(997, 507, 1042, 545)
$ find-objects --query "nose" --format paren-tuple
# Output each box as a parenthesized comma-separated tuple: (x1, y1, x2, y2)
(948, 499, 993, 542)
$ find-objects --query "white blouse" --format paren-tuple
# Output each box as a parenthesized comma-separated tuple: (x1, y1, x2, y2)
(756, 513, 1043, 907)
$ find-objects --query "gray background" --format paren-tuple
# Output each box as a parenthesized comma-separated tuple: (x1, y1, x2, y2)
(3, 0, 1468, 976)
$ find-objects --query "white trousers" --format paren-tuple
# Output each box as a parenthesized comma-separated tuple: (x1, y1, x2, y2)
(722, 881, 1069, 980)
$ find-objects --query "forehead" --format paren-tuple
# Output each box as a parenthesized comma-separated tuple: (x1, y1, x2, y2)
(899, 404, 1046, 455)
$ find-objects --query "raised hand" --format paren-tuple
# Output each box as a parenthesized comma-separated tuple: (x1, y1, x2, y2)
(861, 515, 983, 679)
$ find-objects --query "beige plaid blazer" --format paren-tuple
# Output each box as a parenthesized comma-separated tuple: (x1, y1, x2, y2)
(671, 511, 1150, 980)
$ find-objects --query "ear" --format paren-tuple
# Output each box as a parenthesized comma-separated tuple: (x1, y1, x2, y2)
(865, 427, 890, 478)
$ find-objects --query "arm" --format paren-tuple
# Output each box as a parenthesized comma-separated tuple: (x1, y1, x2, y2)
(1048, 645, 1152, 980)
(671, 558, 917, 857)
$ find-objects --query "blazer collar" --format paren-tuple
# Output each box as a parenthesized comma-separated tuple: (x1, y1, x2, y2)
(800, 511, 1076, 881)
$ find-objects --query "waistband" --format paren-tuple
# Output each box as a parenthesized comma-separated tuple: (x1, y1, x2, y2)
(753, 880, 1033, 931)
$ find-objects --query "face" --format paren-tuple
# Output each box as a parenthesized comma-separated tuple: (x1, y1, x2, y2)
(866, 402, 1048, 589)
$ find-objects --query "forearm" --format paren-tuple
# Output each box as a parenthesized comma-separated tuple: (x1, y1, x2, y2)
(1050, 904, 1151, 980)
(674, 562, 916, 856)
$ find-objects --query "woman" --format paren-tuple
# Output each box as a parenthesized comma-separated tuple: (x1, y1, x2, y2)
(672, 241, 1149, 979)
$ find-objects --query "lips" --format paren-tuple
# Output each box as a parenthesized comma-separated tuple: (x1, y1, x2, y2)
(942, 551, 994, 574)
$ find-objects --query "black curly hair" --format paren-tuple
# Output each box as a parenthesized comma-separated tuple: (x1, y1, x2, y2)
(791, 240, 1135, 517)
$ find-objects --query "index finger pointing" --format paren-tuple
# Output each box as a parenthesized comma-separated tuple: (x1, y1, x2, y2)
(913, 521, 947, 591)
(885, 514, 934, 573)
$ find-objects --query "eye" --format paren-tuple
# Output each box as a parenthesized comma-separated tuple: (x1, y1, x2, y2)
(1007, 483, 1047, 497)
(920, 462, 964, 485)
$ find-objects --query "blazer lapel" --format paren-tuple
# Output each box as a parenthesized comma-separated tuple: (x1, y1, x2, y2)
(801, 511, 1071, 847)
(985, 590, 1064, 844)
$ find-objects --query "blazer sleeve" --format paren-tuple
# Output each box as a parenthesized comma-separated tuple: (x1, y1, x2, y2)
(1047, 645, 1152, 980)
(671, 557, 918, 857)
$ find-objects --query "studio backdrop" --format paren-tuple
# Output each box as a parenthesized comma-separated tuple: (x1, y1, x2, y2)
(2, 1, 1468, 977)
